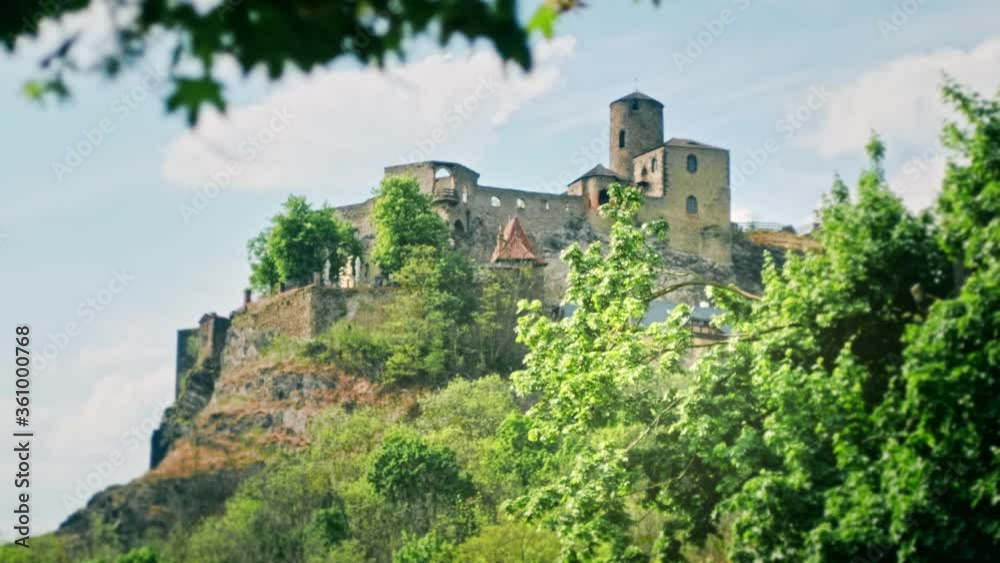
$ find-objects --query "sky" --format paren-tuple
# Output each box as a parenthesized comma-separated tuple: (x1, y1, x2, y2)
(1, 0, 999, 536)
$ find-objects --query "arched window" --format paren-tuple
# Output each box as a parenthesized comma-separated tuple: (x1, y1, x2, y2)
(453, 220, 464, 233)
(435, 167, 451, 179)
(686, 195, 698, 215)
(516, 198, 526, 209)
(631, 99, 639, 111)
(652, 157, 657, 172)
(598, 189, 610, 206)
(490, 196, 501, 208)
(686, 154, 698, 173)
(618, 129, 625, 148)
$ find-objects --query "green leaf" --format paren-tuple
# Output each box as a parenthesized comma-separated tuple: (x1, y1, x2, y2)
(527, 5, 559, 39)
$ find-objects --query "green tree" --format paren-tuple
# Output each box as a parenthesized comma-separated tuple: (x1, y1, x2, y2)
(509, 183, 692, 561)
(371, 176, 450, 278)
(455, 521, 561, 563)
(187, 458, 341, 563)
(646, 136, 950, 561)
(824, 82, 1000, 562)
(249, 195, 361, 293)
(472, 266, 537, 374)
(368, 432, 475, 539)
(415, 375, 517, 442)
(379, 245, 480, 386)
(368, 433, 473, 508)
(393, 531, 455, 563)
(304, 504, 352, 553)
(115, 547, 159, 563)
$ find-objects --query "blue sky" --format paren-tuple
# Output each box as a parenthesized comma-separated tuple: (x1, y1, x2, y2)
(1, 0, 999, 536)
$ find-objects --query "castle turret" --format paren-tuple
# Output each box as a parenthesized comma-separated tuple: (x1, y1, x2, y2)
(491, 216, 545, 265)
(609, 92, 664, 181)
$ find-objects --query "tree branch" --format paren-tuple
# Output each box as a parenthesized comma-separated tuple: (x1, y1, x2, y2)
(650, 280, 761, 301)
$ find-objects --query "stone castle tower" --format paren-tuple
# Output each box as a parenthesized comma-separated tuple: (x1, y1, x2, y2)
(610, 92, 665, 181)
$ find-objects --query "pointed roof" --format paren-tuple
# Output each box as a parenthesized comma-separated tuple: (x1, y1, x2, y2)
(568, 164, 625, 186)
(611, 91, 664, 108)
(491, 216, 544, 264)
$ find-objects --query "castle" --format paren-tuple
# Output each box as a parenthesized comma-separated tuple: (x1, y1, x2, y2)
(153, 92, 737, 471)
(336, 91, 733, 294)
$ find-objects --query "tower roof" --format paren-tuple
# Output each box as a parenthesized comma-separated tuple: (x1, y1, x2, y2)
(491, 216, 544, 264)
(568, 164, 626, 186)
(611, 91, 664, 108)
(666, 137, 725, 151)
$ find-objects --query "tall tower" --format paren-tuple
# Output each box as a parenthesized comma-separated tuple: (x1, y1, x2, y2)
(609, 92, 664, 181)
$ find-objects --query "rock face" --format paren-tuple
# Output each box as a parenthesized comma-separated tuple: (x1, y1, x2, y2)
(150, 362, 218, 469)
(57, 287, 398, 550)
(58, 468, 248, 547)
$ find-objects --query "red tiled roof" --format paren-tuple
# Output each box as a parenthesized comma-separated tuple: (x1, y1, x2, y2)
(491, 216, 544, 264)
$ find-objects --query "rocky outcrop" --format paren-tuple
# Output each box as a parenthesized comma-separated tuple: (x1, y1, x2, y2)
(59, 345, 395, 552)
(150, 361, 219, 469)
(58, 468, 249, 549)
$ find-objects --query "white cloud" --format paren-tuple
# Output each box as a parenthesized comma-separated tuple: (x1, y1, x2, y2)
(888, 149, 948, 211)
(804, 39, 1000, 157)
(801, 38, 1000, 209)
(160, 37, 576, 201)
(47, 342, 172, 454)
(731, 207, 755, 222)
(27, 339, 173, 530)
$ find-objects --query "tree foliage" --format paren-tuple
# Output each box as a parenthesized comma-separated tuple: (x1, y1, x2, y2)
(0, 0, 570, 124)
(249, 195, 361, 293)
(368, 433, 473, 509)
(506, 85, 999, 562)
(629, 84, 1000, 562)
(371, 176, 450, 278)
(844, 80, 1000, 562)
(510, 183, 688, 561)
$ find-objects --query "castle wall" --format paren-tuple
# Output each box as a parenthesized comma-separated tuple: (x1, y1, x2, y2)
(402, 183, 600, 301)
(337, 200, 376, 240)
(174, 314, 230, 399)
(457, 187, 591, 270)
(231, 285, 346, 341)
(223, 285, 352, 369)
(175, 329, 198, 398)
(650, 145, 732, 264)
(196, 314, 230, 367)
(633, 146, 666, 198)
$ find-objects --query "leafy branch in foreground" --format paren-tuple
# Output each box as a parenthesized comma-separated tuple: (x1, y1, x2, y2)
(644, 85, 999, 562)
(2, 0, 624, 124)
